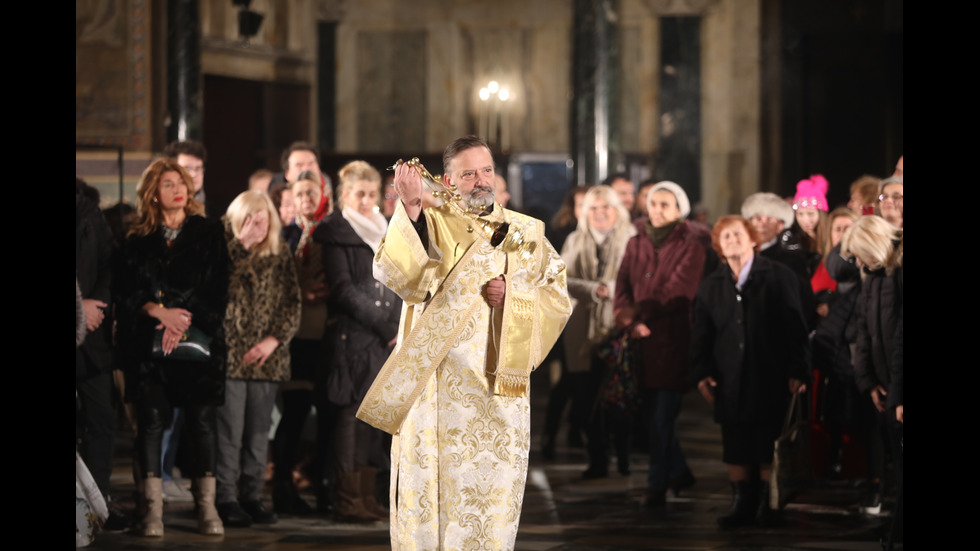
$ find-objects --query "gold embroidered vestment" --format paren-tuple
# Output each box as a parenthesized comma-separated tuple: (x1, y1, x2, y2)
(358, 201, 570, 550)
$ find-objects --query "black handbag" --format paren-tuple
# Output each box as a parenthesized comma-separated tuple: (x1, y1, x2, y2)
(594, 331, 641, 418)
(151, 325, 213, 362)
(770, 393, 813, 509)
(149, 273, 212, 362)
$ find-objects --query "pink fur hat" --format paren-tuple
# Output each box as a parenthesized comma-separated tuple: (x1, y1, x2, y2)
(793, 174, 829, 212)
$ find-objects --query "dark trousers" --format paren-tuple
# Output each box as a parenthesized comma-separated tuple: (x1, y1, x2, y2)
(586, 367, 632, 472)
(861, 400, 903, 484)
(137, 401, 217, 478)
(642, 389, 689, 492)
(275, 338, 323, 485)
(76, 367, 116, 496)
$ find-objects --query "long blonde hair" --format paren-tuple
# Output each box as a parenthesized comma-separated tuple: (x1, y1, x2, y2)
(225, 190, 283, 256)
(129, 157, 204, 237)
(822, 207, 858, 259)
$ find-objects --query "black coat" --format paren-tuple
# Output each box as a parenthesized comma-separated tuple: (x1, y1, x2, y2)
(76, 183, 115, 376)
(313, 212, 401, 407)
(854, 264, 903, 395)
(114, 215, 230, 407)
(691, 255, 810, 425)
(760, 240, 818, 329)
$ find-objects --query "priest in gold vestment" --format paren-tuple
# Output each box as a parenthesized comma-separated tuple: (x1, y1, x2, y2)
(357, 136, 570, 550)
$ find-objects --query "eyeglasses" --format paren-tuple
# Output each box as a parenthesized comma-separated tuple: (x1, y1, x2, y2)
(878, 193, 903, 203)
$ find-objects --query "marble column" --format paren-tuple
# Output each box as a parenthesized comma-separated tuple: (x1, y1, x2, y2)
(572, 0, 621, 186)
(167, 0, 203, 142)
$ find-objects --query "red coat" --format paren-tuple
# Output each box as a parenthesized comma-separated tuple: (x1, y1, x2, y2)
(614, 220, 707, 390)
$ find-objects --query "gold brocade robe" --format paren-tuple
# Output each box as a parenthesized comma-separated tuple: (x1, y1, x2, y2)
(360, 201, 570, 550)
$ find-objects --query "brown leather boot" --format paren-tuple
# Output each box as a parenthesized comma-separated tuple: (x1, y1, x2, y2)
(336, 471, 380, 523)
(358, 467, 389, 520)
(195, 476, 225, 535)
(140, 477, 164, 537)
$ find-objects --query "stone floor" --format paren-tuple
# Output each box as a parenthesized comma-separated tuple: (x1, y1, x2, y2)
(83, 370, 901, 550)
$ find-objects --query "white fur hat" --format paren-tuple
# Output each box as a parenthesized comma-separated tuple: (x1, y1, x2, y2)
(741, 192, 794, 228)
(648, 181, 691, 219)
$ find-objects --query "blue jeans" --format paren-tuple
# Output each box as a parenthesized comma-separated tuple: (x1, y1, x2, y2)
(643, 389, 689, 493)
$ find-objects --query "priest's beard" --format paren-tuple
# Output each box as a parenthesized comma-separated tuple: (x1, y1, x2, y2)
(467, 184, 496, 210)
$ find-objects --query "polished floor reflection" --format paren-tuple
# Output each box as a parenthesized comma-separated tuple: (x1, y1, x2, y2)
(85, 369, 900, 550)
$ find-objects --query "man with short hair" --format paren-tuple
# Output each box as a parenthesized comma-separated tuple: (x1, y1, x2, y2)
(358, 135, 570, 549)
(164, 140, 208, 206)
(281, 141, 331, 220)
(281, 142, 321, 183)
(604, 172, 636, 214)
(248, 169, 274, 193)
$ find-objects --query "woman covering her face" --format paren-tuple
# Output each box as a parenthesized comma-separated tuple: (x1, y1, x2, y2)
(213, 191, 301, 526)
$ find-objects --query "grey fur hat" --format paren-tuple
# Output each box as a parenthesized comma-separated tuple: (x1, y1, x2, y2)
(741, 192, 794, 228)
(648, 181, 691, 219)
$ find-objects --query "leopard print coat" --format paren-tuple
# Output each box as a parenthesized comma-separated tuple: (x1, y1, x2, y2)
(223, 219, 302, 381)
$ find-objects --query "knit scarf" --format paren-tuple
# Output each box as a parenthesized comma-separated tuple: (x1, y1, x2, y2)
(644, 219, 679, 249)
(342, 206, 388, 253)
(576, 222, 632, 283)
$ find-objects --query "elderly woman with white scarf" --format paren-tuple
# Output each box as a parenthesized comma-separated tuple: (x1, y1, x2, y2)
(560, 185, 638, 479)
(313, 160, 401, 523)
(614, 181, 709, 507)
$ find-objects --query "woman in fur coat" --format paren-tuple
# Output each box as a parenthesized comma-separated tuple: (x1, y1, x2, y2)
(214, 191, 301, 527)
(114, 158, 230, 537)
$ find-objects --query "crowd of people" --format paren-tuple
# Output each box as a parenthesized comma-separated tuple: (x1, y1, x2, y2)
(76, 137, 902, 545)
(542, 156, 903, 529)
(76, 140, 407, 538)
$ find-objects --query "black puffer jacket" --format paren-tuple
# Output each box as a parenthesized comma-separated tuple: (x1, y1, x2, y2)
(853, 257, 903, 395)
(313, 211, 401, 407)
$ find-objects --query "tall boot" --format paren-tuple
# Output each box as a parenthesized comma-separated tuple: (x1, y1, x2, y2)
(314, 476, 335, 515)
(359, 467, 389, 520)
(717, 481, 756, 529)
(139, 477, 164, 537)
(195, 477, 225, 535)
(336, 471, 380, 523)
(273, 478, 313, 515)
(755, 480, 782, 527)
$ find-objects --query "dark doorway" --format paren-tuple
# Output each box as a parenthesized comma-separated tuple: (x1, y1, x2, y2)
(203, 75, 311, 216)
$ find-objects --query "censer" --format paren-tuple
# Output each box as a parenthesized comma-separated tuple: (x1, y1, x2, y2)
(388, 158, 537, 261)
